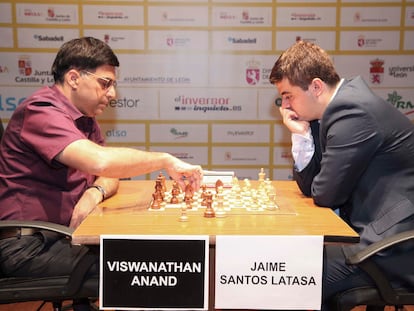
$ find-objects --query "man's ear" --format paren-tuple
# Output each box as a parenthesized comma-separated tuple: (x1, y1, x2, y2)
(310, 78, 324, 96)
(66, 70, 80, 89)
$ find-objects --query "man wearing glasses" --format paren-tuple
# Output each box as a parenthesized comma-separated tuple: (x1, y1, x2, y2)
(0, 37, 203, 310)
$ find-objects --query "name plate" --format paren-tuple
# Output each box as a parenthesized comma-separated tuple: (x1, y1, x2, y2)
(100, 235, 209, 310)
(215, 235, 323, 310)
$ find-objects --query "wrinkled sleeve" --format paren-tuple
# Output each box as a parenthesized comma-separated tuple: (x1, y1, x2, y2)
(20, 103, 86, 165)
(312, 107, 382, 207)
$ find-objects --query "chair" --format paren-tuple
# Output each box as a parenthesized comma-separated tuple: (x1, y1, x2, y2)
(330, 229, 414, 311)
(0, 220, 99, 311)
(0, 116, 4, 140)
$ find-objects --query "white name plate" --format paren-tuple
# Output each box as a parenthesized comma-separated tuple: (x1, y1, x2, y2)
(215, 235, 323, 310)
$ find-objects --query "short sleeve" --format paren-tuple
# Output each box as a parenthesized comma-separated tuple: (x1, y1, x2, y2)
(20, 102, 88, 164)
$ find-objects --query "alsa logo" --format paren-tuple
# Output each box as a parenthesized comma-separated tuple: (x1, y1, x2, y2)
(0, 95, 26, 111)
(387, 91, 414, 116)
(170, 128, 188, 139)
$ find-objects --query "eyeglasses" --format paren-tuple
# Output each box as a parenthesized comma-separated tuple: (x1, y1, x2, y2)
(81, 70, 117, 90)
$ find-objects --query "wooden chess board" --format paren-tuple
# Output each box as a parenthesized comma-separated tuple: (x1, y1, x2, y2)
(148, 173, 296, 217)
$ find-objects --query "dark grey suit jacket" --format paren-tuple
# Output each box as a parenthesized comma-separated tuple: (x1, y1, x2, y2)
(296, 76, 414, 273)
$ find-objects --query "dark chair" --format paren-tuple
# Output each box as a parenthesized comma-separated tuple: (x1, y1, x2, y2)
(0, 116, 4, 140)
(330, 229, 414, 311)
(0, 220, 99, 311)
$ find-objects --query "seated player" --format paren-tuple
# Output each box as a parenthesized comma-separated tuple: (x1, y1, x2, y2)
(0, 37, 203, 311)
(269, 40, 414, 310)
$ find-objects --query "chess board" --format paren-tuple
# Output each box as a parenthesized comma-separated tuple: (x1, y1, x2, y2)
(148, 170, 296, 219)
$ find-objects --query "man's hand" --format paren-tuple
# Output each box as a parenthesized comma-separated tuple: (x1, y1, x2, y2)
(70, 177, 119, 228)
(279, 107, 310, 135)
(165, 157, 203, 191)
(69, 188, 100, 228)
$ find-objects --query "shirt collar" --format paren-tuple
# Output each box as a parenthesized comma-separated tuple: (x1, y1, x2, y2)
(329, 78, 344, 104)
(50, 85, 85, 121)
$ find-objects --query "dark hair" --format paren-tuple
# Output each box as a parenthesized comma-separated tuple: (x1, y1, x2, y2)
(269, 40, 340, 90)
(51, 37, 120, 83)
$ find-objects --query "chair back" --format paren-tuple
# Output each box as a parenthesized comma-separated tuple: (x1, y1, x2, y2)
(0, 117, 4, 140)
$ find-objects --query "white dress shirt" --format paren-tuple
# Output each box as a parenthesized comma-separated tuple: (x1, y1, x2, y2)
(291, 79, 344, 172)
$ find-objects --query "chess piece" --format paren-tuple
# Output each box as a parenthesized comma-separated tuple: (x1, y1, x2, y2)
(266, 191, 278, 211)
(200, 184, 207, 206)
(215, 190, 226, 218)
(150, 178, 165, 209)
(232, 183, 242, 208)
(170, 181, 180, 204)
(154, 179, 164, 200)
(185, 183, 194, 199)
(151, 189, 163, 210)
(247, 189, 259, 211)
(258, 168, 266, 190)
(184, 183, 194, 209)
(203, 191, 215, 218)
(258, 168, 266, 181)
(179, 202, 189, 222)
(158, 172, 167, 193)
(215, 179, 224, 194)
(185, 197, 193, 210)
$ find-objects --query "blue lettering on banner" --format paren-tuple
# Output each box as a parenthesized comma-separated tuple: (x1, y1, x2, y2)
(0, 95, 26, 111)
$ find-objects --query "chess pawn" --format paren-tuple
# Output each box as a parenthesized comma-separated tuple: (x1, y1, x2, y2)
(170, 185, 180, 204)
(231, 177, 238, 195)
(258, 168, 266, 181)
(265, 178, 273, 194)
(242, 178, 251, 194)
(185, 196, 193, 210)
(203, 191, 215, 218)
(215, 191, 226, 218)
(179, 202, 189, 222)
(257, 168, 265, 191)
(232, 184, 242, 208)
(250, 189, 259, 211)
(266, 192, 278, 211)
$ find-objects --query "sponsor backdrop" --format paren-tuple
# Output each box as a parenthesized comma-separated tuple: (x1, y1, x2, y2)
(0, 1, 413, 181)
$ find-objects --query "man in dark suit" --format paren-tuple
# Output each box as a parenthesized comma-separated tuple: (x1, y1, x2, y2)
(269, 40, 414, 309)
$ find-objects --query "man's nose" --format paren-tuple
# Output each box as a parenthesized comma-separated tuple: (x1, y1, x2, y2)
(281, 99, 290, 109)
(106, 85, 116, 98)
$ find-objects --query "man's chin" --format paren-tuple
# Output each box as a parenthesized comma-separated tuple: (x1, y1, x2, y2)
(90, 109, 105, 118)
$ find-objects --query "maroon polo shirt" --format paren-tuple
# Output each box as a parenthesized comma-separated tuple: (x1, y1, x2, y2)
(0, 85, 104, 226)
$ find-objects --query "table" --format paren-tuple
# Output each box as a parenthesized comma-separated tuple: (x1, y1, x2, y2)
(72, 180, 359, 244)
(72, 180, 359, 310)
